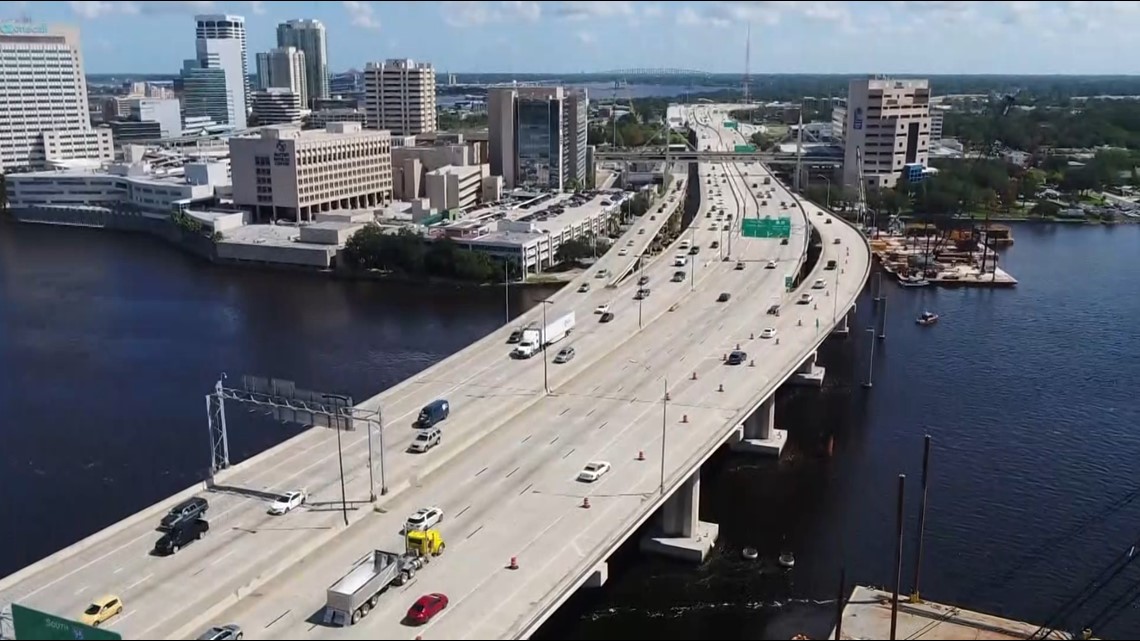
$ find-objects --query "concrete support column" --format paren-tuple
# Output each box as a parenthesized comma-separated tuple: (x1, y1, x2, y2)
(730, 396, 786, 456)
(639, 468, 719, 562)
(742, 397, 775, 440)
(790, 350, 826, 387)
(832, 313, 850, 336)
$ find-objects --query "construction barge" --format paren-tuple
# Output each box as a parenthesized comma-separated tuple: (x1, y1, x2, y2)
(870, 223, 1018, 288)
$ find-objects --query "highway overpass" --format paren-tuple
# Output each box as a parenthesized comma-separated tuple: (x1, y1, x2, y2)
(594, 148, 843, 166)
(0, 104, 870, 640)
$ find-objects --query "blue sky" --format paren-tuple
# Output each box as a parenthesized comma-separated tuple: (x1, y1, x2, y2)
(13, 1, 1140, 75)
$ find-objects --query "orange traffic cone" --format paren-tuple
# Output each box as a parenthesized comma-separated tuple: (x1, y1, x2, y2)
(750, 332, 755, 340)
(582, 497, 591, 509)
(665, 391, 671, 401)
(637, 450, 646, 461)
(509, 556, 519, 570)
(718, 383, 724, 392)
(749, 360, 755, 367)
(691, 371, 698, 380)
(682, 414, 689, 423)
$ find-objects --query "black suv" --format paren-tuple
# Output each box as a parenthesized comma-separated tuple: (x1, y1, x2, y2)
(154, 518, 209, 556)
(160, 496, 209, 531)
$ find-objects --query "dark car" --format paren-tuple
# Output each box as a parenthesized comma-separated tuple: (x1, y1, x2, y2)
(688, 246, 700, 255)
(727, 350, 747, 366)
(196, 624, 243, 640)
(735, 261, 745, 270)
(710, 240, 719, 249)
(600, 312, 615, 323)
(415, 399, 450, 429)
(507, 329, 523, 344)
(672, 271, 686, 282)
(160, 496, 208, 531)
(406, 593, 449, 625)
(638, 275, 650, 286)
(717, 292, 731, 303)
(825, 259, 837, 271)
(154, 518, 208, 555)
(635, 288, 650, 300)
(781, 238, 789, 245)
(767, 304, 781, 316)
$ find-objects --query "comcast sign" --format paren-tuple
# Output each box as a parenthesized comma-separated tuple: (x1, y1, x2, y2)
(0, 21, 49, 36)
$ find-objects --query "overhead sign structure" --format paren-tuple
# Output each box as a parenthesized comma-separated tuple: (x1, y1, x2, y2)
(11, 604, 122, 641)
(741, 216, 792, 239)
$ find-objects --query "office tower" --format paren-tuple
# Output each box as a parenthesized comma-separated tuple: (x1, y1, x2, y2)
(128, 98, 182, 138)
(842, 77, 931, 189)
(489, 86, 587, 191)
(251, 88, 303, 125)
(0, 20, 112, 171)
(363, 59, 437, 136)
(189, 14, 247, 129)
(256, 46, 308, 106)
(276, 19, 328, 104)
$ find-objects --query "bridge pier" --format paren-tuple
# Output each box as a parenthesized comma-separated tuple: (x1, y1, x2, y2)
(831, 312, 850, 337)
(729, 397, 787, 456)
(584, 561, 609, 588)
(639, 469, 719, 563)
(788, 350, 826, 387)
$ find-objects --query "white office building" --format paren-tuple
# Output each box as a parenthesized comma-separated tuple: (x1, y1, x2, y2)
(488, 86, 588, 191)
(425, 165, 485, 212)
(276, 19, 328, 104)
(251, 88, 303, 125)
(128, 98, 182, 138)
(842, 77, 932, 189)
(185, 14, 248, 130)
(363, 59, 437, 136)
(0, 21, 114, 171)
(229, 122, 392, 222)
(256, 46, 307, 107)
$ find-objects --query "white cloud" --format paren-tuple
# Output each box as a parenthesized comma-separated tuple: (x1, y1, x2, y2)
(343, 1, 381, 31)
(556, 1, 635, 20)
(248, 0, 267, 16)
(575, 30, 596, 45)
(68, 1, 215, 19)
(442, 1, 542, 27)
(676, 6, 729, 28)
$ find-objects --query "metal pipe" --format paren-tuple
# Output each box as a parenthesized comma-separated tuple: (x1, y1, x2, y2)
(874, 271, 882, 302)
(890, 474, 906, 641)
(365, 413, 377, 502)
(335, 412, 348, 526)
(879, 296, 887, 340)
(378, 410, 388, 495)
(862, 326, 875, 388)
(539, 300, 551, 394)
(911, 435, 932, 603)
(504, 261, 510, 324)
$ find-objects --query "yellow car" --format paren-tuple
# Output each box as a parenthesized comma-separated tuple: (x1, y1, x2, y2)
(81, 594, 123, 627)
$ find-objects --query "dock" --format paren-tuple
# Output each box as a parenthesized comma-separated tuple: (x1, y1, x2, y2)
(870, 233, 1018, 288)
(831, 586, 1069, 640)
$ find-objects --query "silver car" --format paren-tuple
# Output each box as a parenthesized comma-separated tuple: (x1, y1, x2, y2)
(554, 347, 576, 364)
(198, 624, 243, 640)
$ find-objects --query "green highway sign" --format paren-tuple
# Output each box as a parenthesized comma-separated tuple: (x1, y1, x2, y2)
(785, 276, 794, 290)
(741, 216, 792, 239)
(733, 144, 757, 153)
(723, 120, 738, 129)
(11, 604, 122, 640)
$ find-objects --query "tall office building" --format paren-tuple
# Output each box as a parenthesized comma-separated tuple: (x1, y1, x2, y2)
(188, 14, 248, 130)
(276, 19, 328, 104)
(489, 86, 588, 191)
(363, 59, 437, 136)
(0, 21, 112, 171)
(256, 46, 308, 107)
(251, 88, 303, 126)
(842, 77, 931, 190)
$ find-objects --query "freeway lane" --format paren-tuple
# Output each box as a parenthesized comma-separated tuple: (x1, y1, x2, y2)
(196, 152, 805, 640)
(0, 182, 704, 636)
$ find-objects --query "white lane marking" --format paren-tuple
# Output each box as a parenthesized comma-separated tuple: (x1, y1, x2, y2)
(112, 567, 124, 575)
(125, 573, 152, 591)
(209, 549, 238, 567)
(73, 585, 88, 596)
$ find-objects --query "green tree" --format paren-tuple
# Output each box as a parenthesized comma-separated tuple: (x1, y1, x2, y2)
(1031, 200, 1061, 217)
(749, 131, 777, 151)
(1020, 168, 1046, 200)
(554, 237, 594, 264)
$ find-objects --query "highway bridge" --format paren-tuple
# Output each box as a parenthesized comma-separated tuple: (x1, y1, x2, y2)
(594, 148, 843, 166)
(0, 105, 871, 640)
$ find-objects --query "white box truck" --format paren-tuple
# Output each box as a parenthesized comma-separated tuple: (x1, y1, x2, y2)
(542, 312, 575, 346)
(511, 312, 575, 359)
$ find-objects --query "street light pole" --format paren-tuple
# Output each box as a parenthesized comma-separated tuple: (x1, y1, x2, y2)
(539, 299, 551, 394)
(322, 393, 351, 527)
(817, 174, 832, 210)
(638, 256, 644, 329)
(660, 377, 668, 495)
(377, 410, 388, 495)
(504, 261, 510, 324)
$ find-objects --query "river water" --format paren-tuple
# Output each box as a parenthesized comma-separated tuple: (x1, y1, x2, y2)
(2, 220, 1139, 638)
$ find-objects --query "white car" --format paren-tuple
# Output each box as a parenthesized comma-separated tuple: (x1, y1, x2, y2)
(268, 490, 307, 515)
(594, 303, 610, 315)
(799, 293, 814, 304)
(812, 278, 826, 289)
(619, 248, 629, 256)
(760, 328, 778, 339)
(577, 461, 612, 483)
(406, 506, 444, 532)
(766, 260, 777, 269)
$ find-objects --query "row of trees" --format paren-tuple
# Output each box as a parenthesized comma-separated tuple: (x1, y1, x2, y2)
(945, 100, 1140, 152)
(341, 226, 509, 283)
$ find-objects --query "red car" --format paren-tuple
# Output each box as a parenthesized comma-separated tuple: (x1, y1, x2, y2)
(406, 593, 448, 625)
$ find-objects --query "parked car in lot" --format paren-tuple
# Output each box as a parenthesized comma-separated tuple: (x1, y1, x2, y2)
(554, 346, 576, 364)
(727, 350, 747, 365)
(578, 461, 612, 482)
(269, 490, 307, 515)
(406, 593, 449, 625)
(406, 506, 443, 532)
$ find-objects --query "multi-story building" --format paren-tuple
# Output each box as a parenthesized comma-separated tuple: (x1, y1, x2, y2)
(229, 122, 392, 222)
(425, 165, 485, 212)
(256, 46, 307, 106)
(842, 77, 932, 190)
(930, 106, 946, 142)
(276, 19, 328, 104)
(831, 99, 847, 145)
(128, 98, 182, 138)
(251, 88, 303, 126)
(306, 108, 366, 130)
(185, 14, 248, 130)
(108, 120, 162, 143)
(489, 86, 589, 191)
(363, 59, 437, 136)
(0, 21, 114, 171)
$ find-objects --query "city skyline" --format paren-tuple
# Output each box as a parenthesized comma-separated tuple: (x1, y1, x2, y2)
(8, 1, 1140, 75)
